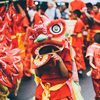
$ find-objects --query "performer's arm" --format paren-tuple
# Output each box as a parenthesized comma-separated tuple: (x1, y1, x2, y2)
(89, 56, 97, 69)
(24, 30, 28, 47)
(50, 50, 69, 78)
(17, 4, 26, 18)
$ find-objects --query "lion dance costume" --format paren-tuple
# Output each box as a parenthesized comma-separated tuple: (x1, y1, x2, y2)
(27, 18, 84, 100)
(0, 1, 24, 100)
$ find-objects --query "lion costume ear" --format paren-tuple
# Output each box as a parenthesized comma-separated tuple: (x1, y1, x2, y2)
(47, 19, 66, 37)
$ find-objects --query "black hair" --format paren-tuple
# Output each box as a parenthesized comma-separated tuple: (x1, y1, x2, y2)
(86, 3, 93, 8)
(94, 4, 100, 8)
(65, 3, 69, 8)
(94, 33, 100, 44)
(73, 9, 81, 18)
(40, 3, 47, 12)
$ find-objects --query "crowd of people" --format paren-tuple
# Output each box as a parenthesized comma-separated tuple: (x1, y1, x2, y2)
(0, 0, 100, 100)
(26, 1, 100, 100)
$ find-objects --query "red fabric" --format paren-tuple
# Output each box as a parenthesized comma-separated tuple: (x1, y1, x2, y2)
(12, 14, 29, 48)
(88, 13, 100, 44)
(86, 43, 100, 79)
(72, 19, 85, 48)
(35, 48, 73, 100)
(73, 47, 86, 70)
(33, 12, 49, 26)
(92, 79, 100, 100)
(91, 13, 100, 30)
(29, 0, 33, 7)
(70, 0, 86, 11)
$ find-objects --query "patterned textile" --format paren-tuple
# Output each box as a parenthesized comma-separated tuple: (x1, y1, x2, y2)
(92, 79, 100, 100)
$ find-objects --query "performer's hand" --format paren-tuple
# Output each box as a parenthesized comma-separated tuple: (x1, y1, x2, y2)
(49, 50, 62, 62)
(92, 66, 97, 70)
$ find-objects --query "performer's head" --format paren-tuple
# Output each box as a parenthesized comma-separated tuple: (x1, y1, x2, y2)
(47, 0, 56, 9)
(93, 4, 99, 14)
(39, 4, 47, 15)
(86, 3, 93, 13)
(73, 9, 81, 19)
(94, 33, 100, 44)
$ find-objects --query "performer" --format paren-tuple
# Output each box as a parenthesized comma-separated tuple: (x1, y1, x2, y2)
(29, 17, 84, 100)
(81, 3, 95, 51)
(71, 9, 86, 74)
(28, 19, 74, 100)
(69, 0, 86, 16)
(89, 4, 100, 44)
(86, 33, 100, 100)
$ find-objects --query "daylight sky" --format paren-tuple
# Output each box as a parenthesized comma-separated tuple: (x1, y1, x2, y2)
(81, 0, 100, 4)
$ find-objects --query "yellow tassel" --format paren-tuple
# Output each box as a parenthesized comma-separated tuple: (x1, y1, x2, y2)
(35, 76, 41, 85)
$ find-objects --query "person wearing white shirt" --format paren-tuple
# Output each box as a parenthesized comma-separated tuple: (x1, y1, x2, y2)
(28, 5, 37, 22)
(45, 0, 61, 20)
(62, 3, 71, 20)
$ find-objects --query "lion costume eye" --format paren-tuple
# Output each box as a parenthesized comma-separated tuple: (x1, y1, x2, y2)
(51, 23, 62, 34)
(47, 19, 66, 37)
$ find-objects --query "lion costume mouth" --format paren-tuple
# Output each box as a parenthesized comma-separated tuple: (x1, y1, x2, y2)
(36, 44, 64, 55)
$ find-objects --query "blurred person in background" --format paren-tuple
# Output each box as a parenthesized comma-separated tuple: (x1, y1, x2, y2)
(28, 4, 37, 23)
(69, 0, 87, 17)
(71, 9, 86, 75)
(88, 4, 100, 44)
(45, 0, 61, 20)
(81, 3, 95, 50)
(62, 3, 71, 20)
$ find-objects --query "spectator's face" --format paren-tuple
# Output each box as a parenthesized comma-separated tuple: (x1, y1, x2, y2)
(33, 5, 37, 11)
(62, 5, 66, 10)
(93, 6, 99, 14)
(59, 7, 62, 12)
(47, 2, 53, 8)
(87, 7, 92, 13)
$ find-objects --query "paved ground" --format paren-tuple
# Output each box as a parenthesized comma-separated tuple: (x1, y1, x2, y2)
(9, 60, 95, 100)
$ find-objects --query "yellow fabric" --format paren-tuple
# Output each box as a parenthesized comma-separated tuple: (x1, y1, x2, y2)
(90, 30, 100, 33)
(77, 33, 82, 38)
(87, 29, 90, 41)
(40, 81, 66, 100)
(11, 33, 25, 55)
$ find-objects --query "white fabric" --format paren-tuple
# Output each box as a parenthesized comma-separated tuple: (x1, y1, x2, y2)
(56, 8, 61, 18)
(28, 10, 37, 22)
(64, 8, 71, 19)
(45, 7, 61, 20)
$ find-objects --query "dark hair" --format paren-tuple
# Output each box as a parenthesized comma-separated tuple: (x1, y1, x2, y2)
(86, 3, 93, 8)
(96, 2, 100, 8)
(73, 9, 81, 18)
(94, 4, 100, 8)
(65, 3, 69, 8)
(94, 33, 100, 44)
(40, 3, 47, 12)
